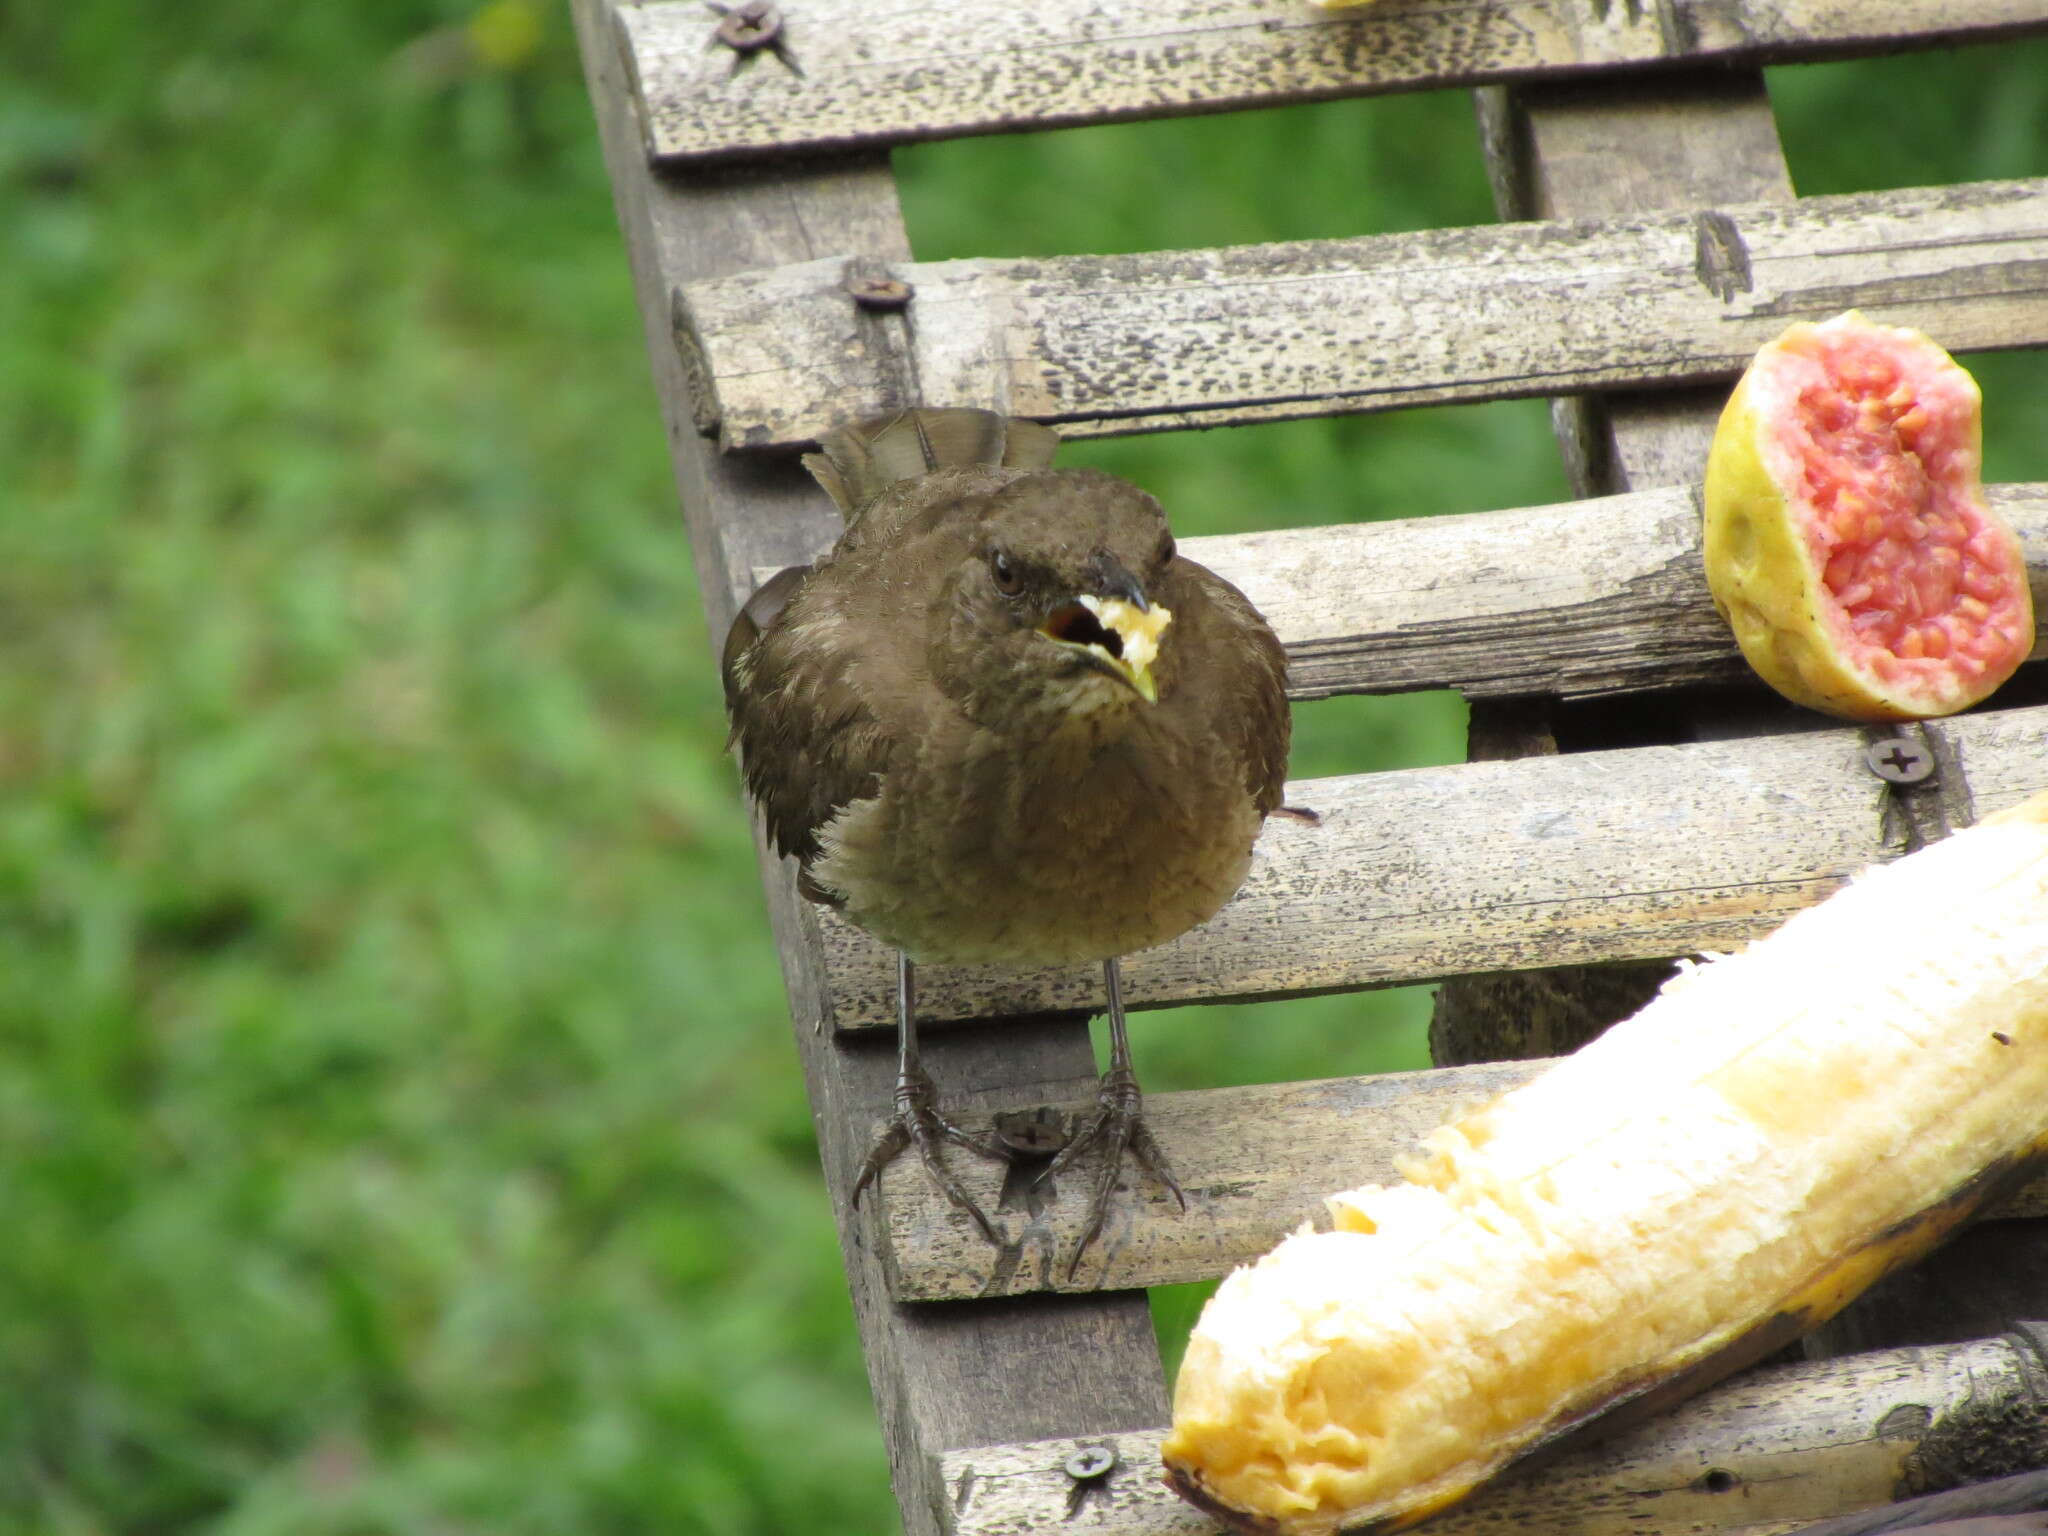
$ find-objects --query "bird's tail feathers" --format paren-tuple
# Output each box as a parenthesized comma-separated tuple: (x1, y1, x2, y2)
(803, 408, 1060, 520)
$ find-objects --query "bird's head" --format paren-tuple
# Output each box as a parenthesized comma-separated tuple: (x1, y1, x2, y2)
(929, 468, 1180, 728)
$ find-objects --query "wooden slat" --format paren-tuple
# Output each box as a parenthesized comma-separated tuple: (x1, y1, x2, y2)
(677, 177, 2048, 452)
(813, 700, 2048, 1033)
(567, 7, 1176, 1534)
(1203, 483, 2048, 701)
(876, 1064, 2048, 1301)
(880, 1060, 1536, 1299)
(1474, 66, 2048, 1369)
(933, 1333, 2048, 1536)
(757, 483, 2048, 702)
(1434, 69, 1807, 1069)
(615, 0, 2048, 164)
(1475, 72, 1797, 496)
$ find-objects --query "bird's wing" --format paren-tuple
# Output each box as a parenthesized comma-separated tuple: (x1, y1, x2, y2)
(1181, 562, 1293, 817)
(721, 570, 899, 887)
(729, 409, 1058, 890)
(720, 563, 810, 708)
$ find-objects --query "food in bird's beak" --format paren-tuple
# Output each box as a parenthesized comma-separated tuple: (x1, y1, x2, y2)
(1039, 595, 1171, 702)
(1704, 310, 2032, 720)
(1164, 789, 2048, 1536)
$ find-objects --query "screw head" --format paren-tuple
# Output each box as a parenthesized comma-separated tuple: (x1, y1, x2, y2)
(1064, 1446, 1116, 1481)
(993, 1106, 1068, 1157)
(1865, 736, 1935, 786)
(847, 275, 913, 311)
(710, 0, 781, 52)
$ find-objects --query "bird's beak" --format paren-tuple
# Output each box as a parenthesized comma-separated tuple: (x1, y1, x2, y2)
(1037, 593, 1172, 703)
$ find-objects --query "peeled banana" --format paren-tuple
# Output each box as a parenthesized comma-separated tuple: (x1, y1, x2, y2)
(1164, 790, 2048, 1536)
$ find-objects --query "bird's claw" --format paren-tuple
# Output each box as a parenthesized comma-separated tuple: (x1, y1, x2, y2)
(850, 1064, 1011, 1247)
(1038, 1065, 1185, 1280)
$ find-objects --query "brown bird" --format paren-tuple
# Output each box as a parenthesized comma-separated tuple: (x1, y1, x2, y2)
(722, 408, 1290, 1266)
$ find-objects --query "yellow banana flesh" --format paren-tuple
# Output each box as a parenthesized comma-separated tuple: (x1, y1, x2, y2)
(1164, 792, 2048, 1536)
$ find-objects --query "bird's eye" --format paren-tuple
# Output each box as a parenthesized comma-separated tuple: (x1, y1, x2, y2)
(990, 549, 1023, 595)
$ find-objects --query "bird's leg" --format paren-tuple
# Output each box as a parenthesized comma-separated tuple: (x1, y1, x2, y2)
(1040, 956, 1187, 1278)
(849, 953, 1011, 1245)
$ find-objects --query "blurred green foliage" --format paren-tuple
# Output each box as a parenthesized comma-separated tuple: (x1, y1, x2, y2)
(2, 0, 2043, 1529)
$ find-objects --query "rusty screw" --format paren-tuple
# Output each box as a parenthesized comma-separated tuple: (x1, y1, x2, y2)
(1865, 736, 1936, 786)
(708, 0, 781, 51)
(705, 0, 802, 75)
(992, 1105, 1068, 1158)
(1064, 1446, 1116, 1481)
(847, 275, 913, 311)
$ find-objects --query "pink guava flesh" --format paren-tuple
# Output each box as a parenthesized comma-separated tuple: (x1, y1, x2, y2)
(1759, 324, 2028, 703)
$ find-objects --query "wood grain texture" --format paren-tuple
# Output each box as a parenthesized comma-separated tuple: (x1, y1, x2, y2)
(1465, 57, 2048, 1444)
(568, 6, 1174, 1532)
(813, 700, 2048, 1033)
(615, 0, 2048, 164)
(1193, 483, 2048, 702)
(875, 1063, 2048, 1301)
(754, 483, 2048, 702)
(1474, 69, 1797, 500)
(1783, 1463, 2048, 1536)
(1436, 69, 1804, 1067)
(879, 1060, 1538, 1299)
(935, 1333, 2048, 1536)
(677, 177, 2048, 451)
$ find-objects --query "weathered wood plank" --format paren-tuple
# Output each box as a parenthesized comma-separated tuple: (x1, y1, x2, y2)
(757, 483, 2048, 702)
(616, 0, 2048, 164)
(1466, 59, 2048, 1423)
(813, 700, 2048, 1033)
(880, 1060, 1536, 1299)
(568, 6, 1174, 1533)
(676, 177, 2048, 452)
(1474, 70, 1797, 496)
(1436, 67, 1805, 1069)
(876, 1063, 2048, 1301)
(1193, 482, 2048, 702)
(935, 1333, 2048, 1536)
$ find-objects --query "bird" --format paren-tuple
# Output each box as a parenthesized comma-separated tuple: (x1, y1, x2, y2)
(721, 407, 1291, 1269)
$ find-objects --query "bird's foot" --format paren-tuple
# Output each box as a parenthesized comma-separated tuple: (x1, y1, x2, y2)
(1039, 1065, 1186, 1279)
(851, 1064, 1011, 1246)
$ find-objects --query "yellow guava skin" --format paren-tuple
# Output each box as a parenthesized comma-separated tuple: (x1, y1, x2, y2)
(1702, 317, 2030, 722)
(1703, 362, 1906, 721)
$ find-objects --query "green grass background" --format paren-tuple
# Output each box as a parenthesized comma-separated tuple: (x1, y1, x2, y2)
(4, 2, 2045, 1529)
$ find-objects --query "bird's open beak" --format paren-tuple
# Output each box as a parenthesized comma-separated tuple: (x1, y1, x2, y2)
(1037, 594, 1172, 703)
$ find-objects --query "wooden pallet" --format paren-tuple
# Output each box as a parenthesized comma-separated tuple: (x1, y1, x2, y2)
(568, 5, 2048, 1533)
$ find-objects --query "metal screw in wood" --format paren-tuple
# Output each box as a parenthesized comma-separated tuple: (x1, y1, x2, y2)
(1865, 737, 1936, 786)
(992, 1105, 1068, 1157)
(708, 0, 779, 51)
(847, 275, 913, 311)
(1063, 1446, 1115, 1481)
(1062, 1444, 1117, 1517)
(992, 1106, 1068, 1218)
(704, 0, 803, 77)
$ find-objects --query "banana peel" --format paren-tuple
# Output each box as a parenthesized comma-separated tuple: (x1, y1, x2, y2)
(1164, 791, 2048, 1535)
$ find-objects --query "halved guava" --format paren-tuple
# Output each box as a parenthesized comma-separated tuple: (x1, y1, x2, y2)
(1704, 311, 2034, 720)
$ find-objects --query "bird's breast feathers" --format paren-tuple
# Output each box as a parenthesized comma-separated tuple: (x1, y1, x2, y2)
(807, 715, 1264, 967)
